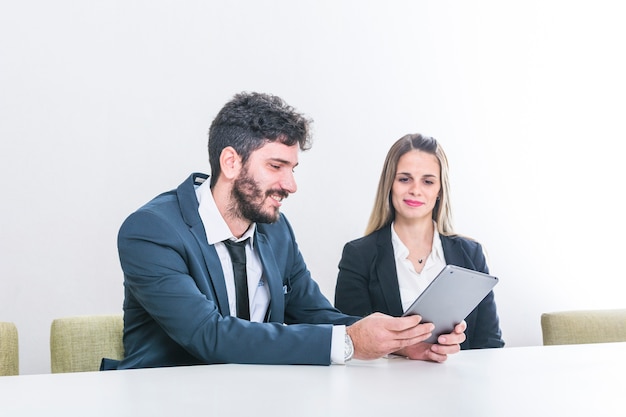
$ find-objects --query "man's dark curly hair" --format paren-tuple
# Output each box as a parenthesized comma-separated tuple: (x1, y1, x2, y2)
(208, 92, 313, 187)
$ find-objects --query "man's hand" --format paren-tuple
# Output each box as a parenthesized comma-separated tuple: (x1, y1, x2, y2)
(346, 313, 435, 360)
(395, 321, 467, 362)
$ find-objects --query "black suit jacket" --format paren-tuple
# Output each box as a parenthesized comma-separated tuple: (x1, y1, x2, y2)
(334, 225, 504, 349)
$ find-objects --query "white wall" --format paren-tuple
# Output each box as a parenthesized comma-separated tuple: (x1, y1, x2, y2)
(1, 1, 625, 375)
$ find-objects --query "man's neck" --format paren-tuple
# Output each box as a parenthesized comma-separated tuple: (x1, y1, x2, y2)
(211, 182, 252, 239)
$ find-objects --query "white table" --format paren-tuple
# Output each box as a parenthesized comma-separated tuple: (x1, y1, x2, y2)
(1, 342, 624, 416)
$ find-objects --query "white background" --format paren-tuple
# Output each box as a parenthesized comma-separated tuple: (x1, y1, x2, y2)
(1, 1, 625, 375)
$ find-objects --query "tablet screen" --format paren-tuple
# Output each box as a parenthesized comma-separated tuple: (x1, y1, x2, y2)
(402, 265, 499, 344)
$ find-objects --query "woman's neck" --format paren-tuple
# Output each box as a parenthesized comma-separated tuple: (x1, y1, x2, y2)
(393, 217, 434, 248)
(393, 218, 435, 273)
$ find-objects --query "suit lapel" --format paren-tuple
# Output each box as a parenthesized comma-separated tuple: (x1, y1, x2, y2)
(441, 235, 465, 267)
(255, 231, 285, 323)
(191, 224, 231, 316)
(375, 226, 405, 317)
(176, 173, 231, 316)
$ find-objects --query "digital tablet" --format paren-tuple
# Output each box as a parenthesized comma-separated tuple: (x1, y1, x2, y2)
(402, 265, 499, 344)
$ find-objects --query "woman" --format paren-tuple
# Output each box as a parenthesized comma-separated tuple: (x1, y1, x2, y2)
(335, 134, 504, 350)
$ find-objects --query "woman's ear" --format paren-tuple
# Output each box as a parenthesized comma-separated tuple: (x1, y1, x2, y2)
(219, 146, 242, 180)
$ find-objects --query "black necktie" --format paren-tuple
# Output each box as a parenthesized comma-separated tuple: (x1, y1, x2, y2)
(222, 238, 250, 320)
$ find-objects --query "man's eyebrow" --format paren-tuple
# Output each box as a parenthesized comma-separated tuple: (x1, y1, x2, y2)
(269, 157, 298, 167)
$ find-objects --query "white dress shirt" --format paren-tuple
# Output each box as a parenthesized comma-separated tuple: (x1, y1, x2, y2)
(391, 222, 447, 313)
(194, 179, 346, 363)
(195, 179, 269, 322)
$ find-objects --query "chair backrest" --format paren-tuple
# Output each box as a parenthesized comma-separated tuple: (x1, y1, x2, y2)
(50, 314, 124, 373)
(0, 321, 19, 376)
(541, 309, 626, 346)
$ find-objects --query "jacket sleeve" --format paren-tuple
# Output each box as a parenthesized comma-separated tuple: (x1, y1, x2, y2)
(462, 240, 505, 349)
(273, 216, 361, 327)
(468, 290, 505, 348)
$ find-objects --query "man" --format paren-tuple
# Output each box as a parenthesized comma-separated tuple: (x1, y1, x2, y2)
(111, 92, 466, 369)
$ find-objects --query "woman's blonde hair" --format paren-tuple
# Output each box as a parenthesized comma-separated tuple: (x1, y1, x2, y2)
(365, 134, 455, 236)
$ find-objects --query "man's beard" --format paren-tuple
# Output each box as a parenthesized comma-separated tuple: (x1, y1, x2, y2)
(231, 170, 288, 224)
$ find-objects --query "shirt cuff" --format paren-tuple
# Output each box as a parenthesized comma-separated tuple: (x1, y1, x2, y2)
(330, 325, 346, 365)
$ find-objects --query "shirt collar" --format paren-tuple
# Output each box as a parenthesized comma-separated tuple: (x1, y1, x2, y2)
(195, 178, 256, 245)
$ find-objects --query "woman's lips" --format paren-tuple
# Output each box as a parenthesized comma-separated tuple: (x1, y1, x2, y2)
(404, 199, 424, 207)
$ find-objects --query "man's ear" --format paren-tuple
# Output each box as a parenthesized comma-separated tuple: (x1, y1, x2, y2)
(219, 146, 242, 180)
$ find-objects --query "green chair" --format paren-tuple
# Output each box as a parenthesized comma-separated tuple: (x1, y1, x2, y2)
(541, 309, 626, 346)
(0, 321, 19, 376)
(50, 314, 124, 373)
